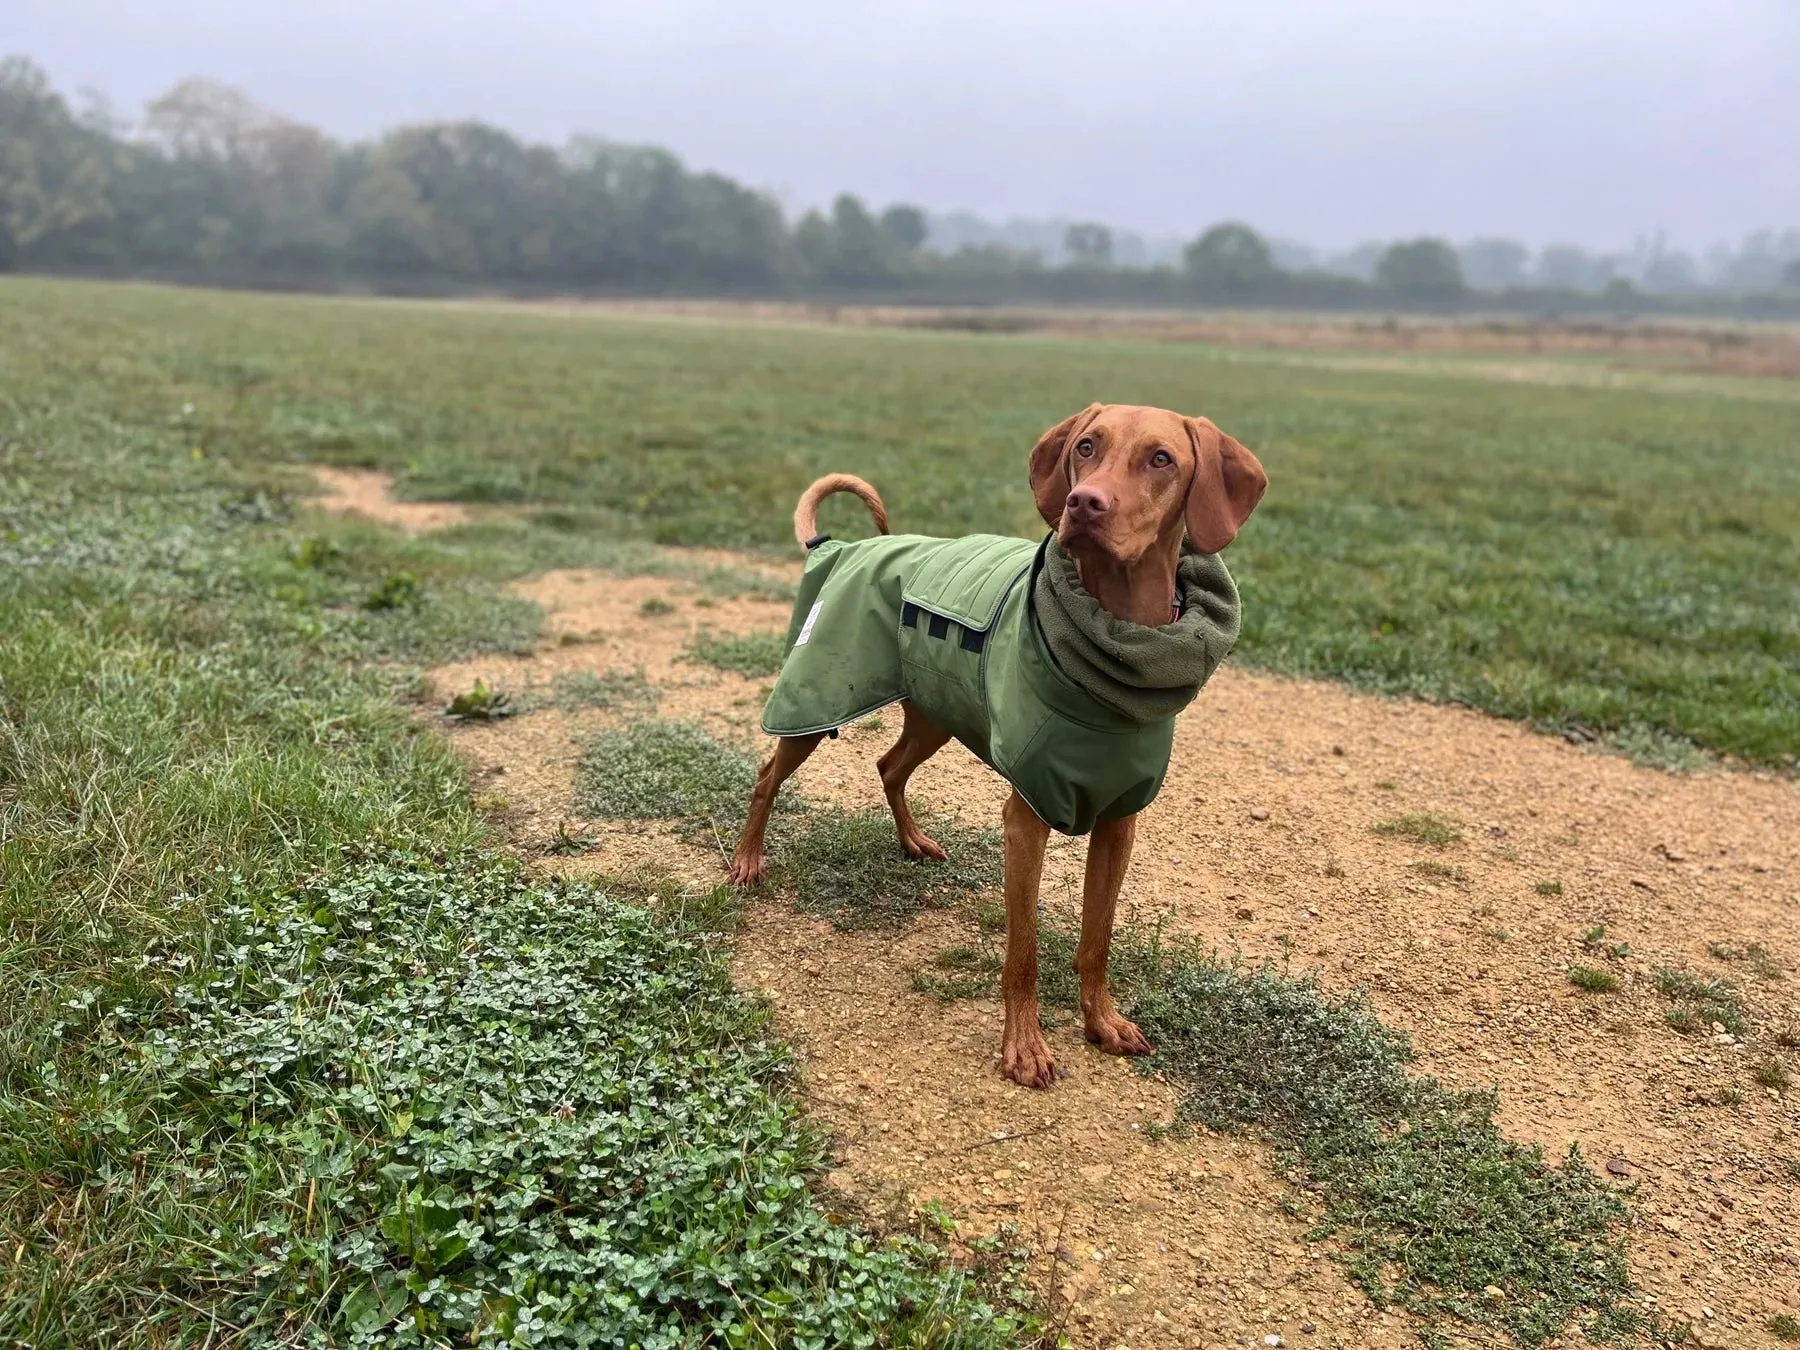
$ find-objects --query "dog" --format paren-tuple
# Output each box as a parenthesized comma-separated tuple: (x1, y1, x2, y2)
(730, 404, 1266, 1088)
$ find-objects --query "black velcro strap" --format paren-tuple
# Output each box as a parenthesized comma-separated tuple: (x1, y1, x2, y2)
(927, 613, 950, 640)
(900, 601, 920, 628)
(959, 625, 987, 653)
(804, 532, 831, 551)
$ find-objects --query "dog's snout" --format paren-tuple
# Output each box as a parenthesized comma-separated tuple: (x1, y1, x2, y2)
(1066, 484, 1112, 518)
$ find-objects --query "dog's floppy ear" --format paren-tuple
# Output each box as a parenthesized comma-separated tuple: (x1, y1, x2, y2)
(1182, 417, 1268, 553)
(1028, 403, 1103, 529)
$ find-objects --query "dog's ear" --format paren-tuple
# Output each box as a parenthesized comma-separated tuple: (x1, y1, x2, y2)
(1029, 403, 1103, 529)
(1182, 417, 1267, 553)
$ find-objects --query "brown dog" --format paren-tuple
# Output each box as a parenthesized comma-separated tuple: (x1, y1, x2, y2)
(731, 405, 1266, 1087)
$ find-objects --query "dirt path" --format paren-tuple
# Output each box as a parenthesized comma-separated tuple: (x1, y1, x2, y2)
(320, 471, 1800, 1348)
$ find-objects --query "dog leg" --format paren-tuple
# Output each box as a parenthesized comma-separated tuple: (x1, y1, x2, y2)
(999, 790, 1056, 1088)
(1075, 813, 1153, 1056)
(728, 732, 824, 886)
(876, 699, 952, 860)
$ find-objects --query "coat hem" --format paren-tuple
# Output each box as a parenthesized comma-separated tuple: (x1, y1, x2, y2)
(760, 695, 902, 738)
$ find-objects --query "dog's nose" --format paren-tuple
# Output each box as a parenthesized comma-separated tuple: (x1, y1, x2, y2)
(1066, 484, 1111, 518)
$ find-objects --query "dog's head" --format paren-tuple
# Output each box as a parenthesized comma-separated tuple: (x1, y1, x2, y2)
(1028, 403, 1267, 563)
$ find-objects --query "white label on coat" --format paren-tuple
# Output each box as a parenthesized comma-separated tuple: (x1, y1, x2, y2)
(793, 600, 823, 646)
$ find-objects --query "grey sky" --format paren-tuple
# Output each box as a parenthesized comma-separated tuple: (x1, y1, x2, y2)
(12, 0, 1797, 251)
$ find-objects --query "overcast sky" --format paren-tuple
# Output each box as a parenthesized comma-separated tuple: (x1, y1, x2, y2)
(11, 0, 1797, 251)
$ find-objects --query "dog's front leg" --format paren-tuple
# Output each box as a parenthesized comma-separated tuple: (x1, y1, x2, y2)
(999, 790, 1056, 1088)
(1077, 813, 1153, 1056)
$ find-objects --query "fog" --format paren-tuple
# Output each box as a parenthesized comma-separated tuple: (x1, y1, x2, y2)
(11, 0, 1796, 253)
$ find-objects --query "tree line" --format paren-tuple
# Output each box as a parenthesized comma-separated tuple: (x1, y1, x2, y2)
(3, 57, 1794, 314)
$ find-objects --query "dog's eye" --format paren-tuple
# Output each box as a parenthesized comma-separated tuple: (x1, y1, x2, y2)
(1150, 449, 1173, 468)
(1075, 438, 1095, 457)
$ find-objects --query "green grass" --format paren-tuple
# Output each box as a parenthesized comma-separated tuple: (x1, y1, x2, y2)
(10, 277, 1797, 764)
(534, 666, 658, 713)
(684, 627, 790, 678)
(1026, 923, 1650, 1347)
(1771, 1311, 1800, 1341)
(3, 854, 1028, 1344)
(1707, 940, 1785, 981)
(1753, 1059, 1793, 1091)
(1653, 967, 1746, 1036)
(1535, 879, 1564, 896)
(6, 272, 1783, 1344)
(571, 718, 1003, 929)
(772, 808, 1004, 930)
(574, 718, 774, 829)
(0, 282, 1023, 1344)
(1373, 812, 1465, 846)
(1568, 965, 1622, 993)
(1410, 859, 1468, 882)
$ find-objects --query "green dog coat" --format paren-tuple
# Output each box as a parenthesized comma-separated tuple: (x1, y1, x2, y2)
(760, 532, 1241, 835)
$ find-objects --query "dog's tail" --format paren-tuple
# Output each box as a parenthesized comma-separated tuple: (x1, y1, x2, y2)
(792, 473, 890, 549)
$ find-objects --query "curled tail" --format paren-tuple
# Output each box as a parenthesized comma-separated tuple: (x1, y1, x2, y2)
(792, 473, 890, 549)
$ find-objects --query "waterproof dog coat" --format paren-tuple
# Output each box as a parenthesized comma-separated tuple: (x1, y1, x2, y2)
(761, 533, 1241, 835)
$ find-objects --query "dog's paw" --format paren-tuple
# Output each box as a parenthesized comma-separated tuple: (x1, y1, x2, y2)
(1084, 1010, 1153, 1057)
(899, 825, 948, 862)
(726, 854, 767, 887)
(1000, 1024, 1058, 1089)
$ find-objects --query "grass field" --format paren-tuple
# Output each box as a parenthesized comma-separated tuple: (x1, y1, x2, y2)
(13, 278, 1799, 764)
(1, 276, 1796, 1344)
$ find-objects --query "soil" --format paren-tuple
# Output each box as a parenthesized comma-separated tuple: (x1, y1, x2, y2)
(325, 470, 1800, 1349)
(310, 466, 472, 533)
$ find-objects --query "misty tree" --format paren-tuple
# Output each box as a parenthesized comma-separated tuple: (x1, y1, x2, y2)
(878, 203, 927, 251)
(1063, 222, 1113, 266)
(1183, 222, 1275, 296)
(826, 194, 898, 284)
(1, 55, 1789, 310)
(1535, 244, 1619, 292)
(1376, 238, 1464, 300)
(1458, 238, 1529, 290)
(0, 56, 112, 269)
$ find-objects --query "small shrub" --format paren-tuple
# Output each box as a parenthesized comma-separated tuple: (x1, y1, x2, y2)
(1653, 965, 1745, 1036)
(1769, 1312, 1800, 1341)
(1753, 1059, 1793, 1091)
(639, 596, 676, 617)
(1410, 860, 1467, 883)
(1372, 812, 1463, 847)
(289, 534, 342, 569)
(1569, 966, 1620, 994)
(363, 570, 422, 610)
(1665, 1007, 1700, 1035)
(1536, 879, 1564, 896)
(444, 678, 514, 721)
(1709, 940, 1784, 981)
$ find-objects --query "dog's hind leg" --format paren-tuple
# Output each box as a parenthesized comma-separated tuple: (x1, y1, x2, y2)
(728, 732, 824, 886)
(876, 699, 952, 861)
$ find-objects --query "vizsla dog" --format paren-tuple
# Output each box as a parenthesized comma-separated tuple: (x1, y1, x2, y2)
(731, 405, 1266, 1087)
